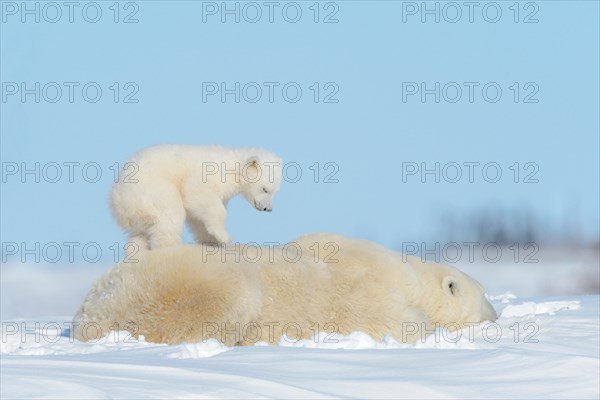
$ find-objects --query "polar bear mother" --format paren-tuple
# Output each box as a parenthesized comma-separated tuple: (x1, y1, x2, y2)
(73, 233, 497, 345)
(110, 144, 282, 251)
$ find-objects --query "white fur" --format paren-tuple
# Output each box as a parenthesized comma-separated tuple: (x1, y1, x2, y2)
(73, 233, 498, 345)
(110, 144, 282, 251)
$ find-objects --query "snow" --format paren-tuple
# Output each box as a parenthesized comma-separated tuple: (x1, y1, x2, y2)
(1, 253, 599, 398)
(501, 300, 581, 318)
(2, 293, 598, 398)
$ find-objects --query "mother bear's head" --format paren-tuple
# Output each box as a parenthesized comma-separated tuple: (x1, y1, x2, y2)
(418, 262, 498, 327)
(294, 232, 498, 329)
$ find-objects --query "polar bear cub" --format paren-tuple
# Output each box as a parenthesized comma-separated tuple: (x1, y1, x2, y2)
(110, 144, 282, 251)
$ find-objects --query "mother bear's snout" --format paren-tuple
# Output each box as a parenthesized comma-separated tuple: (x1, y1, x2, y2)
(482, 298, 498, 322)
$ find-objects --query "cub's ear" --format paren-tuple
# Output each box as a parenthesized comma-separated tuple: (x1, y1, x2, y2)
(442, 276, 458, 296)
(245, 156, 259, 168)
(242, 156, 260, 182)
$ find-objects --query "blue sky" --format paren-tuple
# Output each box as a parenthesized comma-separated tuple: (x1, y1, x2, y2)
(1, 1, 599, 263)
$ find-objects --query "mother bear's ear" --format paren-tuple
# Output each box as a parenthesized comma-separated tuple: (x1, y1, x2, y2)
(442, 276, 458, 296)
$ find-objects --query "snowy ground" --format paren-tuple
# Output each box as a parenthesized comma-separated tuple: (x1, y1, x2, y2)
(1, 295, 598, 399)
(1, 250, 599, 399)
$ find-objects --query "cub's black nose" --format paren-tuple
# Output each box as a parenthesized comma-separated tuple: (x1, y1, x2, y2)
(263, 207, 267, 211)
